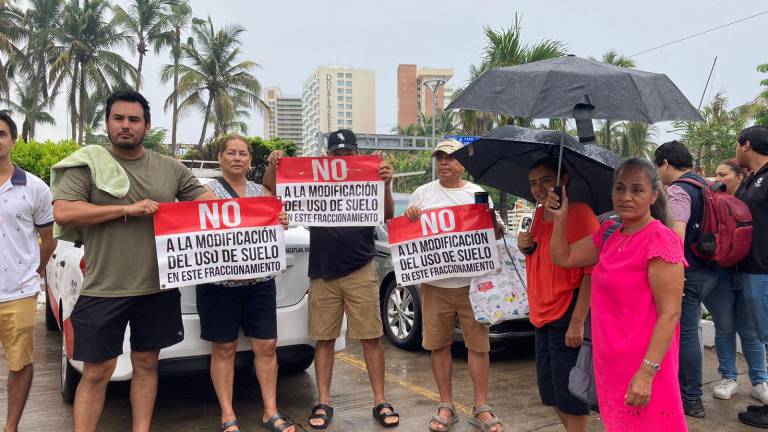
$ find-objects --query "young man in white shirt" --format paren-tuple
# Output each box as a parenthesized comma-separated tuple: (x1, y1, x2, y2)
(0, 112, 57, 432)
(404, 139, 505, 432)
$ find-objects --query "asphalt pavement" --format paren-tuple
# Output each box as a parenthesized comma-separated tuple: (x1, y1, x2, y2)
(0, 309, 760, 431)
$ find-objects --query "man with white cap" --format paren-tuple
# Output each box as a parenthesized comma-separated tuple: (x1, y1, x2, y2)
(404, 139, 505, 432)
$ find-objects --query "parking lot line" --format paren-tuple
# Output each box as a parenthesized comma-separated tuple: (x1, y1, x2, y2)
(334, 352, 473, 416)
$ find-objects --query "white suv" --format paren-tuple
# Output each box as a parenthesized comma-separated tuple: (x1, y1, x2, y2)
(45, 178, 345, 402)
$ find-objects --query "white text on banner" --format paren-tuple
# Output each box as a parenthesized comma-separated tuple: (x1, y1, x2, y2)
(153, 197, 286, 289)
(387, 204, 499, 286)
(275, 155, 384, 226)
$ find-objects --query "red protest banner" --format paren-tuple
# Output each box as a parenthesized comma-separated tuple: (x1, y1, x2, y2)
(153, 197, 286, 289)
(386, 204, 499, 286)
(276, 155, 384, 226)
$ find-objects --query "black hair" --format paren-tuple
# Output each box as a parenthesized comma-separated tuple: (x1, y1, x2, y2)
(653, 140, 693, 170)
(529, 156, 568, 179)
(218, 134, 252, 156)
(738, 125, 768, 156)
(614, 157, 671, 227)
(105, 90, 151, 125)
(0, 111, 18, 140)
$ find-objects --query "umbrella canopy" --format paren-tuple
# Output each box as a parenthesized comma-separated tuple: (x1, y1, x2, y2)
(447, 56, 703, 123)
(452, 125, 621, 214)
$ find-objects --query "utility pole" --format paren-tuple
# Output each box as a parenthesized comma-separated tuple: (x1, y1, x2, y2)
(423, 79, 446, 181)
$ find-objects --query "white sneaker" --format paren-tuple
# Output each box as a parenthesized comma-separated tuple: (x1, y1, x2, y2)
(713, 379, 739, 400)
(752, 382, 768, 404)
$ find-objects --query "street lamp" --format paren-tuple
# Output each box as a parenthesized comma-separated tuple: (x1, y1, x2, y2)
(423, 79, 446, 181)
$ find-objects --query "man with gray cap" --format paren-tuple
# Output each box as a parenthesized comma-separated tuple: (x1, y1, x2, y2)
(404, 139, 505, 432)
(264, 129, 399, 429)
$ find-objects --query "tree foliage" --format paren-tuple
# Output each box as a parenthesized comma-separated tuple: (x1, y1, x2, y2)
(10, 138, 79, 183)
(183, 135, 296, 183)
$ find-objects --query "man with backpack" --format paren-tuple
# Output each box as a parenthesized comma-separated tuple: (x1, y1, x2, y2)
(655, 141, 721, 418)
(734, 126, 768, 428)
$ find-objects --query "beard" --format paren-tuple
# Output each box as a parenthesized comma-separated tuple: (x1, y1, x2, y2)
(108, 130, 145, 150)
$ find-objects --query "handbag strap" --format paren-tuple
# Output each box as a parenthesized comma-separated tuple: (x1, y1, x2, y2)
(216, 176, 240, 198)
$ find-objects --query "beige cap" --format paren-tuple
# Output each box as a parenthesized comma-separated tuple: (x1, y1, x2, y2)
(431, 139, 463, 156)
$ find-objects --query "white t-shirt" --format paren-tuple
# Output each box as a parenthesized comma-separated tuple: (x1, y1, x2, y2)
(407, 180, 502, 288)
(0, 166, 54, 302)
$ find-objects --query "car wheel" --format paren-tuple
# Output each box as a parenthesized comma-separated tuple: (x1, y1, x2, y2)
(383, 281, 422, 350)
(279, 353, 315, 374)
(61, 331, 80, 403)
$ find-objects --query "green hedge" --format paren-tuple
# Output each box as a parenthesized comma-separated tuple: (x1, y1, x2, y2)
(11, 139, 80, 184)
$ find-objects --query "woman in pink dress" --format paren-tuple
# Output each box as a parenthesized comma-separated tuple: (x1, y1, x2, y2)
(546, 157, 688, 431)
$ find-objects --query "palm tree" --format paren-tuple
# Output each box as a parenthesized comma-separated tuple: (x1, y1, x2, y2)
(160, 0, 191, 156)
(0, 2, 24, 97)
(3, 79, 56, 142)
(617, 122, 656, 159)
(113, 0, 174, 90)
(591, 50, 636, 150)
(465, 14, 567, 220)
(19, 0, 63, 141)
(51, 0, 137, 144)
(162, 16, 266, 147)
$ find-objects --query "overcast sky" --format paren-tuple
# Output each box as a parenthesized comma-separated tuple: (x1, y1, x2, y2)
(34, 0, 768, 144)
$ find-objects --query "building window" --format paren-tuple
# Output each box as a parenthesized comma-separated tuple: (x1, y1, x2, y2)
(337, 96, 344, 101)
(345, 73, 352, 78)
(337, 89, 344, 94)
(346, 97, 352, 102)
(345, 81, 352, 87)
(346, 112, 352, 117)
(337, 80, 344, 86)
(338, 112, 344, 117)
(338, 120, 345, 126)
(346, 89, 352, 94)
(337, 73, 344, 78)
(346, 104, 352, 109)
(346, 120, 353, 125)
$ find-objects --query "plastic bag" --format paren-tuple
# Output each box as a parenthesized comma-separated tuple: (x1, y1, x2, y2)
(469, 236, 529, 326)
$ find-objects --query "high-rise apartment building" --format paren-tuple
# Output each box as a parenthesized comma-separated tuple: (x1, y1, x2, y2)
(301, 66, 375, 156)
(262, 87, 302, 146)
(397, 65, 454, 128)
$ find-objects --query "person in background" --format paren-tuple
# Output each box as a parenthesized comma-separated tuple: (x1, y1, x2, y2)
(733, 126, 768, 428)
(52, 90, 216, 432)
(655, 141, 719, 418)
(403, 139, 505, 432)
(264, 129, 400, 429)
(517, 157, 598, 432)
(0, 112, 57, 432)
(550, 157, 687, 431)
(703, 159, 768, 405)
(196, 135, 293, 432)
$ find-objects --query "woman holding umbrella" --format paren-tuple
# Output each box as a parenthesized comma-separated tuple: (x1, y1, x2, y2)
(548, 158, 687, 431)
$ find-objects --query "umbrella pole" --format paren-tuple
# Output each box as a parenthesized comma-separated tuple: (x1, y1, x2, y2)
(552, 124, 566, 209)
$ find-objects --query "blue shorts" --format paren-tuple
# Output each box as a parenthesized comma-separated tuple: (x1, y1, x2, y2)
(196, 279, 277, 342)
(534, 292, 590, 416)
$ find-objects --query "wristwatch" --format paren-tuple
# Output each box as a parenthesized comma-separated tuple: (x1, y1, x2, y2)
(642, 359, 660, 372)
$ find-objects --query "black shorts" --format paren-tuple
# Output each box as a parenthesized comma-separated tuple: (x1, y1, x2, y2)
(196, 279, 277, 342)
(534, 291, 590, 416)
(71, 290, 183, 363)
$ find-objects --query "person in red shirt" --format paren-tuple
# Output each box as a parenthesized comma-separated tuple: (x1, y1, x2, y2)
(517, 157, 599, 432)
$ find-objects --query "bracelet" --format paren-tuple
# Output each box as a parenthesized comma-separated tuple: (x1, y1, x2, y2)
(642, 359, 660, 372)
(123, 206, 128, 222)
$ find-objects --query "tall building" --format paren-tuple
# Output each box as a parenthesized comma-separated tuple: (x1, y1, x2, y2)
(262, 87, 302, 146)
(301, 66, 376, 156)
(397, 65, 454, 128)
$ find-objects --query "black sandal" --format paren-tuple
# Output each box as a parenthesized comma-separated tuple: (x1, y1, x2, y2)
(220, 419, 241, 432)
(262, 412, 295, 432)
(373, 402, 400, 428)
(308, 404, 334, 430)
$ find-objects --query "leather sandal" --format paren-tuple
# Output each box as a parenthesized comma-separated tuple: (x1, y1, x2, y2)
(469, 405, 503, 432)
(220, 419, 241, 432)
(372, 402, 400, 427)
(262, 412, 294, 432)
(429, 402, 459, 432)
(308, 403, 334, 430)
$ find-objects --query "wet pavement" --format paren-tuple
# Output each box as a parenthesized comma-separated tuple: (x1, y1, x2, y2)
(0, 309, 761, 431)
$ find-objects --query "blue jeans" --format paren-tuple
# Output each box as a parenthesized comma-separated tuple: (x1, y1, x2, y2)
(742, 273, 768, 344)
(678, 268, 718, 404)
(703, 270, 768, 385)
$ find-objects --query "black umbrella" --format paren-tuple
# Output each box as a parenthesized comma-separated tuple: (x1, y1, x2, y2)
(452, 125, 621, 215)
(446, 55, 703, 123)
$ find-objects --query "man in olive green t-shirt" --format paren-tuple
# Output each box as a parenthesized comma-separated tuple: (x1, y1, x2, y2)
(53, 90, 215, 432)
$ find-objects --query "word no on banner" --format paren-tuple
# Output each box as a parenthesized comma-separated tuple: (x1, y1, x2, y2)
(153, 197, 286, 289)
(276, 155, 384, 226)
(387, 204, 499, 286)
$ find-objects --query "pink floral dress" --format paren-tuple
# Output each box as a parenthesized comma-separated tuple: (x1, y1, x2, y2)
(591, 220, 688, 431)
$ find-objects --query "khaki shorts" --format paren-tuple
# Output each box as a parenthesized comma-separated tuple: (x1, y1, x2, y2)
(0, 295, 37, 371)
(309, 261, 383, 340)
(420, 283, 490, 353)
